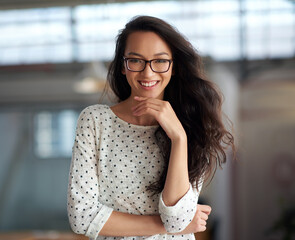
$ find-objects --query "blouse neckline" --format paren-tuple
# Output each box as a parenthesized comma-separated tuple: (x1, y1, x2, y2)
(105, 105, 160, 130)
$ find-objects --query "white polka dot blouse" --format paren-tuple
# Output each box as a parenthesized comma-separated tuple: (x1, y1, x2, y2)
(67, 105, 202, 240)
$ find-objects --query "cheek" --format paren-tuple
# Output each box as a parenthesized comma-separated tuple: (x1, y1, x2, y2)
(163, 72, 172, 83)
(125, 72, 136, 85)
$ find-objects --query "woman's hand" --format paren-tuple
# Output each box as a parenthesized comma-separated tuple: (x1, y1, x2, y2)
(132, 96, 186, 141)
(178, 204, 212, 234)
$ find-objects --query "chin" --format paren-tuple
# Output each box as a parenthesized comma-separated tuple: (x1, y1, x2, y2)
(144, 93, 162, 99)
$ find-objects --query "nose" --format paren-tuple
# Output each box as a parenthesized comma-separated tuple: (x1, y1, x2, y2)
(142, 62, 154, 77)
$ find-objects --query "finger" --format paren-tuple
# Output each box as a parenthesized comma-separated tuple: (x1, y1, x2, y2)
(200, 211, 209, 221)
(134, 96, 147, 101)
(133, 96, 163, 106)
(205, 206, 212, 215)
(132, 97, 168, 114)
(132, 100, 161, 111)
(132, 105, 160, 117)
(133, 96, 165, 106)
(197, 225, 206, 232)
(132, 97, 163, 111)
(198, 204, 212, 215)
(200, 219, 207, 226)
(132, 102, 161, 115)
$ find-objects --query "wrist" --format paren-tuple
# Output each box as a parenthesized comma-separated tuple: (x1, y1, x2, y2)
(171, 131, 187, 144)
(151, 215, 167, 234)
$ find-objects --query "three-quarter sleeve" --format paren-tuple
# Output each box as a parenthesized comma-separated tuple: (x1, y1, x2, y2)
(67, 107, 113, 239)
(158, 183, 202, 233)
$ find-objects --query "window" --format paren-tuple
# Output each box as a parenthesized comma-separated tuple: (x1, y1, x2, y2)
(0, 0, 294, 65)
(34, 110, 79, 158)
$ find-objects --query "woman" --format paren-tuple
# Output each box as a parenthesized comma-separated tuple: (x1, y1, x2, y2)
(67, 16, 234, 240)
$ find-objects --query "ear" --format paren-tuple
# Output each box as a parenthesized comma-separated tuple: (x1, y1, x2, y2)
(122, 64, 126, 75)
(121, 65, 126, 75)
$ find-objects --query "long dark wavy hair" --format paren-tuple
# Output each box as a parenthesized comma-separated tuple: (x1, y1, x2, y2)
(107, 15, 235, 193)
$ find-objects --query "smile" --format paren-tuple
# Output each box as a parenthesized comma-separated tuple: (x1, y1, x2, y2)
(139, 81, 158, 87)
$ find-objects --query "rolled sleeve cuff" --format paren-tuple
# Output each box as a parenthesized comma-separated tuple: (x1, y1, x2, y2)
(86, 205, 113, 239)
(159, 184, 195, 216)
(159, 184, 198, 233)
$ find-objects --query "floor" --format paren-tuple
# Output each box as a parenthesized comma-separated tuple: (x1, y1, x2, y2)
(0, 231, 210, 240)
(0, 231, 87, 240)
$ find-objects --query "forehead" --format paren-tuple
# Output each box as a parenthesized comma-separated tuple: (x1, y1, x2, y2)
(124, 31, 172, 57)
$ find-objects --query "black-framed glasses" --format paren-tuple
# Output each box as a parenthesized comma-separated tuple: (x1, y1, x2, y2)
(123, 57, 173, 73)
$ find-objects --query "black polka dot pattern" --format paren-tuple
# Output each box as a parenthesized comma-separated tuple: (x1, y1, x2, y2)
(67, 105, 201, 240)
(159, 185, 199, 233)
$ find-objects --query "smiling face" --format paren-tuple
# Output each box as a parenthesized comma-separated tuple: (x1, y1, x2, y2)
(122, 31, 173, 100)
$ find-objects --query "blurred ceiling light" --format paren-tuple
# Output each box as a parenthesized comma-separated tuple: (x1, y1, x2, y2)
(73, 77, 106, 94)
(73, 61, 107, 94)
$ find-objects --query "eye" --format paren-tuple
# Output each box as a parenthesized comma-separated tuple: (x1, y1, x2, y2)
(129, 58, 143, 64)
(154, 59, 169, 64)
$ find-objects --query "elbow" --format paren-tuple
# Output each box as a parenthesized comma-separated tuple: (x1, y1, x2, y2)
(68, 209, 88, 236)
(68, 217, 86, 235)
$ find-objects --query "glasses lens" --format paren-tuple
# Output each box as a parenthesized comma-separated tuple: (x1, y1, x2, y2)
(127, 59, 145, 72)
(151, 59, 170, 73)
(125, 58, 171, 72)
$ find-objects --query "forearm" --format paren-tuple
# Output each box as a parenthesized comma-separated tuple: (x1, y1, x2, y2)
(162, 135, 190, 206)
(99, 211, 166, 236)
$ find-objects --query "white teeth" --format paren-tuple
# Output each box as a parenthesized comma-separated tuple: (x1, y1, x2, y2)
(140, 81, 157, 87)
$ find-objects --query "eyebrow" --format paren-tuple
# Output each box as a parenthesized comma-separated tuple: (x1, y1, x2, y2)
(127, 52, 170, 57)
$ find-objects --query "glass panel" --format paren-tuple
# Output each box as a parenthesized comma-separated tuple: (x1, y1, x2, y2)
(0, 7, 70, 23)
(34, 110, 79, 159)
(0, 7, 72, 65)
(0, 0, 293, 64)
(270, 0, 293, 10)
(246, 40, 268, 60)
(201, 0, 239, 13)
(270, 39, 294, 58)
(244, 0, 270, 11)
(78, 42, 115, 62)
(75, 20, 121, 42)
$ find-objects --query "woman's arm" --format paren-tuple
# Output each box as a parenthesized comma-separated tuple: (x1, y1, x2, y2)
(68, 106, 114, 238)
(132, 97, 204, 233)
(99, 211, 166, 236)
(132, 96, 190, 206)
(99, 204, 211, 237)
(162, 134, 189, 206)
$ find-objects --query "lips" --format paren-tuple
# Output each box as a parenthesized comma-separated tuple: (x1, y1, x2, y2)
(138, 81, 158, 87)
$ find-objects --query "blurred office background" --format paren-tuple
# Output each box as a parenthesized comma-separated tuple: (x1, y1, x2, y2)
(0, 0, 294, 240)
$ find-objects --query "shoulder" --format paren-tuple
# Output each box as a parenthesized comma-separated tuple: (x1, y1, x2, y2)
(78, 104, 112, 120)
(76, 104, 111, 127)
(79, 104, 109, 116)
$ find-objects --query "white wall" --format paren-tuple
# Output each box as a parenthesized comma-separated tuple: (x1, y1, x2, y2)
(237, 78, 295, 240)
(201, 63, 239, 240)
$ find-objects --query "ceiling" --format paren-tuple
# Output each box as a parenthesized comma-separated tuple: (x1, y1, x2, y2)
(0, 0, 294, 10)
(0, 0, 162, 10)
